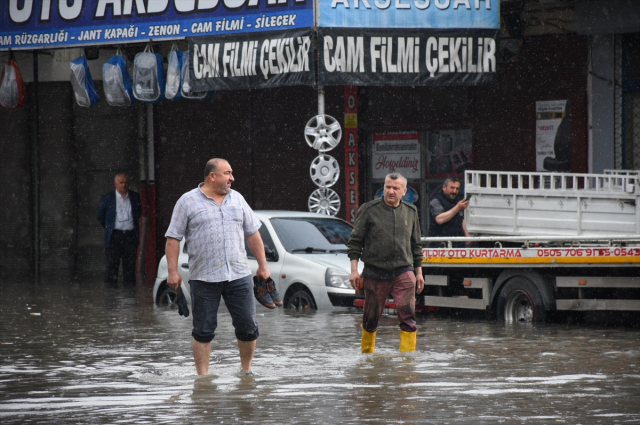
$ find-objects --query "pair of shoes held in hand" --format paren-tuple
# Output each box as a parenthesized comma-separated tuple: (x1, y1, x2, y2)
(253, 276, 282, 309)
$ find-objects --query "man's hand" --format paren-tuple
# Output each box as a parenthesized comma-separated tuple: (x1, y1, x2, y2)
(349, 270, 361, 291)
(256, 264, 270, 282)
(457, 199, 470, 211)
(165, 237, 182, 290)
(415, 267, 425, 294)
(167, 270, 182, 290)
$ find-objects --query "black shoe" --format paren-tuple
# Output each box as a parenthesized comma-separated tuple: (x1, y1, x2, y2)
(176, 288, 189, 317)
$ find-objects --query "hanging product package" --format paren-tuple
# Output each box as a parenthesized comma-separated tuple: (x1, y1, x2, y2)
(165, 44, 183, 101)
(0, 53, 28, 109)
(132, 44, 165, 103)
(70, 55, 99, 107)
(103, 49, 134, 107)
(181, 51, 213, 100)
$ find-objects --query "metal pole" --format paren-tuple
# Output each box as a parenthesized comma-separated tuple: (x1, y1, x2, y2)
(145, 103, 158, 283)
(318, 85, 325, 115)
(137, 103, 147, 283)
(32, 51, 40, 282)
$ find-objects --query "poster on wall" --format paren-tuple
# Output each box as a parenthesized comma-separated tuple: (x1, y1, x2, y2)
(536, 100, 571, 172)
(372, 132, 421, 180)
(426, 129, 472, 178)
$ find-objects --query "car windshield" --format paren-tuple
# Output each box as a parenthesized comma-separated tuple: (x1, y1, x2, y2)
(270, 217, 353, 253)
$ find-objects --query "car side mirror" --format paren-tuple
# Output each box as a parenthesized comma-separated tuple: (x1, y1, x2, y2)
(264, 244, 278, 261)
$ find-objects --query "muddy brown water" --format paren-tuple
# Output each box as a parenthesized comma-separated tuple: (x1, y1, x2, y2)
(1, 280, 639, 424)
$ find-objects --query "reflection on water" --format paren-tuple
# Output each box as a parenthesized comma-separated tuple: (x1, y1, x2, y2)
(1, 279, 639, 424)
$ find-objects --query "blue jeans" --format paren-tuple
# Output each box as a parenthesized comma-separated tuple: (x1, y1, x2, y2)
(190, 275, 259, 343)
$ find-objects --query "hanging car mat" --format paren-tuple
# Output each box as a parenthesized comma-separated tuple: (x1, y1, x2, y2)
(103, 49, 134, 107)
(133, 44, 165, 103)
(0, 52, 28, 109)
(180, 50, 213, 100)
(165, 43, 183, 101)
(70, 55, 99, 108)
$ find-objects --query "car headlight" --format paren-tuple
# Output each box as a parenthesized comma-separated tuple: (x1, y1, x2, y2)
(325, 268, 352, 289)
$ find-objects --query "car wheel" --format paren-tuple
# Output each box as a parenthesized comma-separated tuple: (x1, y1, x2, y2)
(285, 289, 317, 310)
(496, 277, 546, 323)
(158, 285, 177, 306)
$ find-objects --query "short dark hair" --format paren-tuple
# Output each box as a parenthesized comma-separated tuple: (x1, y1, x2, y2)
(385, 172, 407, 186)
(443, 177, 460, 187)
(204, 158, 227, 180)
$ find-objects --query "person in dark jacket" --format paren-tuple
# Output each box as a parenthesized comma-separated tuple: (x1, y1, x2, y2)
(347, 172, 425, 354)
(428, 178, 470, 248)
(97, 173, 142, 284)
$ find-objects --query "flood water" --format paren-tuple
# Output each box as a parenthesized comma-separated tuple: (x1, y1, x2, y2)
(1, 279, 639, 424)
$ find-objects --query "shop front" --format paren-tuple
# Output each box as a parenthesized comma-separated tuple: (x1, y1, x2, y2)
(2, 1, 637, 281)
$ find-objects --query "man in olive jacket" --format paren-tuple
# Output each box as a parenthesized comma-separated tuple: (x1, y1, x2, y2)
(348, 172, 425, 353)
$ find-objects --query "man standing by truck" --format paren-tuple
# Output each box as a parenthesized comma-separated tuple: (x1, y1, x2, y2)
(348, 172, 425, 354)
(428, 177, 470, 248)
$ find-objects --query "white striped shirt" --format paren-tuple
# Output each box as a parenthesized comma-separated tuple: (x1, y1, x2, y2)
(165, 185, 261, 283)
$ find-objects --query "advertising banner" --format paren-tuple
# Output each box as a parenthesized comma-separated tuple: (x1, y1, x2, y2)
(0, 0, 313, 51)
(318, 28, 499, 86)
(188, 28, 314, 91)
(320, 0, 500, 29)
(372, 132, 421, 180)
(536, 100, 571, 172)
(344, 85, 359, 224)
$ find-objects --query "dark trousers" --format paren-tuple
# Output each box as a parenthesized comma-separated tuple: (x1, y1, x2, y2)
(105, 229, 138, 283)
(362, 271, 417, 333)
(190, 276, 259, 343)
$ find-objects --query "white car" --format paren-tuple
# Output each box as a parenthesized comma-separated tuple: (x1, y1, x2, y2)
(153, 210, 363, 310)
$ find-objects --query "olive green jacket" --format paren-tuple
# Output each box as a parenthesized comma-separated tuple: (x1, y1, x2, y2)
(347, 198, 423, 273)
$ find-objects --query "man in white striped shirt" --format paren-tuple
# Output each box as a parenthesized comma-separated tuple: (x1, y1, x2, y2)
(165, 158, 270, 376)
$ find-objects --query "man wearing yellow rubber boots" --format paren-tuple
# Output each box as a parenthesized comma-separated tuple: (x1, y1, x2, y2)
(348, 172, 425, 353)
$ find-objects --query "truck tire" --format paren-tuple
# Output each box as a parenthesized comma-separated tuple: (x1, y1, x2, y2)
(496, 277, 546, 323)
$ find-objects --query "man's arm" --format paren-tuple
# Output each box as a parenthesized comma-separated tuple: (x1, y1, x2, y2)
(410, 210, 425, 294)
(435, 199, 469, 225)
(347, 206, 368, 290)
(166, 237, 182, 290)
(246, 231, 270, 281)
(415, 266, 424, 294)
(349, 259, 360, 290)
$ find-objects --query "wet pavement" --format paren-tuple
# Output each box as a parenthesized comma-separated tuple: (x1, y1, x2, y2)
(1, 279, 639, 424)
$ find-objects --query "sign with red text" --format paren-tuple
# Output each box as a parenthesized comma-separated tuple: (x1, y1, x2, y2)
(372, 132, 420, 180)
(422, 247, 640, 265)
(344, 85, 359, 225)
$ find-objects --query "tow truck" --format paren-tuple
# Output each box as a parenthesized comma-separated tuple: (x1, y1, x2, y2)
(418, 170, 640, 322)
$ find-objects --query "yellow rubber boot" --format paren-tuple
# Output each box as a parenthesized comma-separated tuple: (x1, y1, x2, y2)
(361, 328, 377, 353)
(399, 330, 416, 352)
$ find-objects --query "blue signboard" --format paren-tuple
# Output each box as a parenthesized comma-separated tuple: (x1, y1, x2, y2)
(320, 0, 499, 29)
(0, 0, 313, 51)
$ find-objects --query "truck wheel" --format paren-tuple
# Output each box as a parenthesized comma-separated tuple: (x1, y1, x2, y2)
(496, 277, 546, 323)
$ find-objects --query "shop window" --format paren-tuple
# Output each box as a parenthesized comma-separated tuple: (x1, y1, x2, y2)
(425, 129, 472, 178)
